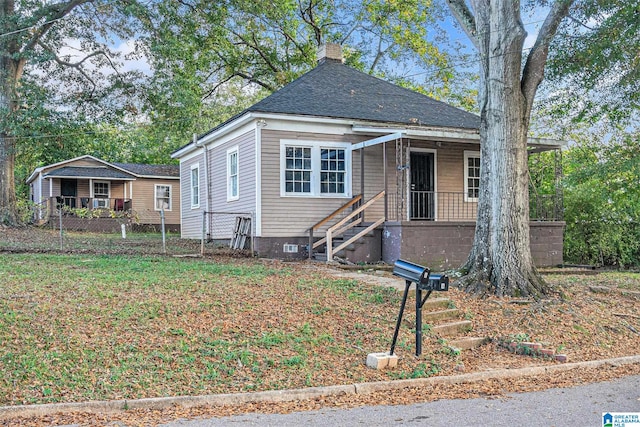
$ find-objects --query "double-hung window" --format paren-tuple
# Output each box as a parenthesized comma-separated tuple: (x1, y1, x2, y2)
(190, 164, 200, 208)
(281, 140, 351, 197)
(93, 181, 109, 208)
(284, 146, 312, 193)
(464, 151, 481, 202)
(155, 184, 172, 211)
(320, 148, 346, 194)
(227, 147, 239, 201)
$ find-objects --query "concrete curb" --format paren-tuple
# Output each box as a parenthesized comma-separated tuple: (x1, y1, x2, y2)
(1, 355, 639, 421)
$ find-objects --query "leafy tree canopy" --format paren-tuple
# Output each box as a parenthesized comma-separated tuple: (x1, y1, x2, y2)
(544, 0, 640, 124)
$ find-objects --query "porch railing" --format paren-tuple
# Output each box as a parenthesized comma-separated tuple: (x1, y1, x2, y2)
(385, 191, 563, 221)
(308, 194, 362, 260)
(307, 191, 386, 262)
(49, 197, 132, 216)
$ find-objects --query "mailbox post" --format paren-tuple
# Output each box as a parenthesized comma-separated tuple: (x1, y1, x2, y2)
(390, 259, 449, 357)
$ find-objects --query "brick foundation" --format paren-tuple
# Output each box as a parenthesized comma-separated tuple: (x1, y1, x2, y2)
(253, 221, 564, 267)
(382, 221, 564, 269)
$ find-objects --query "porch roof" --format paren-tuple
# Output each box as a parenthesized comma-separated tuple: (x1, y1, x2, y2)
(43, 167, 135, 180)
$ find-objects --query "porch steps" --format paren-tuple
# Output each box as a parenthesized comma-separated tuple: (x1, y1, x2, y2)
(311, 223, 381, 262)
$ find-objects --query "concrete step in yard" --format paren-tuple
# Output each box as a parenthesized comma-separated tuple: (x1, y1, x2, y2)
(422, 298, 488, 349)
(420, 297, 452, 310)
(368, 297, 488, 370)
(422, 308, 460, 323)
(430, 320, 473, 337)
(447, 336, 491, 350)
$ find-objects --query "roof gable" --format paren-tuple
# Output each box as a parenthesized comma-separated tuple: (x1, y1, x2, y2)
(27, 155, 179, 184)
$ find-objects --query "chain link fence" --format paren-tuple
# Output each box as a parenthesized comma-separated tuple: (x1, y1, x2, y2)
(0, 207, 256, 257)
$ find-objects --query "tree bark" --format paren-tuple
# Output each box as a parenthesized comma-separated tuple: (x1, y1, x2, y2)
(0, 0, 92, 224)
(0, 0, 19, 224)
(447, 0, 572, 298)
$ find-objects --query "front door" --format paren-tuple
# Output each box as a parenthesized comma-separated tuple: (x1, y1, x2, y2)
(410, 152, 435, 220)
(61, 179, 77, 208)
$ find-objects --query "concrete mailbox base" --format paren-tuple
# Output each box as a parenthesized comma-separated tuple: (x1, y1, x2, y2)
(366, 352, 399, 370)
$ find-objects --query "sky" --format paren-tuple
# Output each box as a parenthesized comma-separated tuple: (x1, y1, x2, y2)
(54, 3, 548, 94)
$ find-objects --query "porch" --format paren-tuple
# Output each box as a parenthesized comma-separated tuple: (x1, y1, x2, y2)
(49, 196, 133, 216)
(384, 191, 562, 222)
(306, 133, 564, 267)
(307, 190, 564, 268)
(34, 174, 136, 222)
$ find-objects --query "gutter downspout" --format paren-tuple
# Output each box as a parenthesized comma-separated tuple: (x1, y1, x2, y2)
(195, 134, 211, 214)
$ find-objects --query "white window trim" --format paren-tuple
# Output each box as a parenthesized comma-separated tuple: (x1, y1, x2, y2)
(279, 139, 352, 198)
(92, 180, 110, 208)
(190, 163, 200, 209)
(227, 146, 239, 202)
(154, 184, 172, 211)
(464, 150, 481, 202)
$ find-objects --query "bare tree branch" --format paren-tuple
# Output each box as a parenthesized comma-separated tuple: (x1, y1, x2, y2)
(212, 50, 277, 92)
(22, 0, 95, 55)
(298, 0, 323, 45)
(446, 0, 478, 49)
(368, 36, 389, 74)
(201, 74, 235, 101)
(234, 71, 276, 92)
(521, 0, 574, 114)
(39, 39, 125, 91)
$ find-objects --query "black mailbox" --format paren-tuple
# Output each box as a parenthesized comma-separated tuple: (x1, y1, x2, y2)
(390, 259, 450, 356)
(392, 259, 430, 288)
(426, 273, 449, 291)
(392, 259, 449, 291)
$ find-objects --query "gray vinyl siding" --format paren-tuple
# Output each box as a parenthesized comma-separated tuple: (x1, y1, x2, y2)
(179, 153, 206, 238)
(209, 129, 256, 219)
(260, 129, 367, 238)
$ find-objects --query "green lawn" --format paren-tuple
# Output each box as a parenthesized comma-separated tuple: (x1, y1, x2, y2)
(2, 252, 638, 407)
(0, 254, 402, 406)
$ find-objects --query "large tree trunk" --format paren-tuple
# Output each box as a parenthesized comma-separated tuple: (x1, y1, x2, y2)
(447, 0, 572, 297)
(0, 130, 17, 225)
(0, 0, 88, 225)
(0, 0, 19, 225)
(453, 0, 550, 297)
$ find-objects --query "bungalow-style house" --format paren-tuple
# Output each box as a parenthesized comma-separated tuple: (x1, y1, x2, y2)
(172, 44, 564, 268)
(27, 155, 180, 232)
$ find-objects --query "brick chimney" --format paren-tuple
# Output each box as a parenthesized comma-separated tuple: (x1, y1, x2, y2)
(317, 43, 343, 64)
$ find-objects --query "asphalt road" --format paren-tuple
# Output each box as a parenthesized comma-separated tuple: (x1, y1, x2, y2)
(160, 375, 640, 427)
